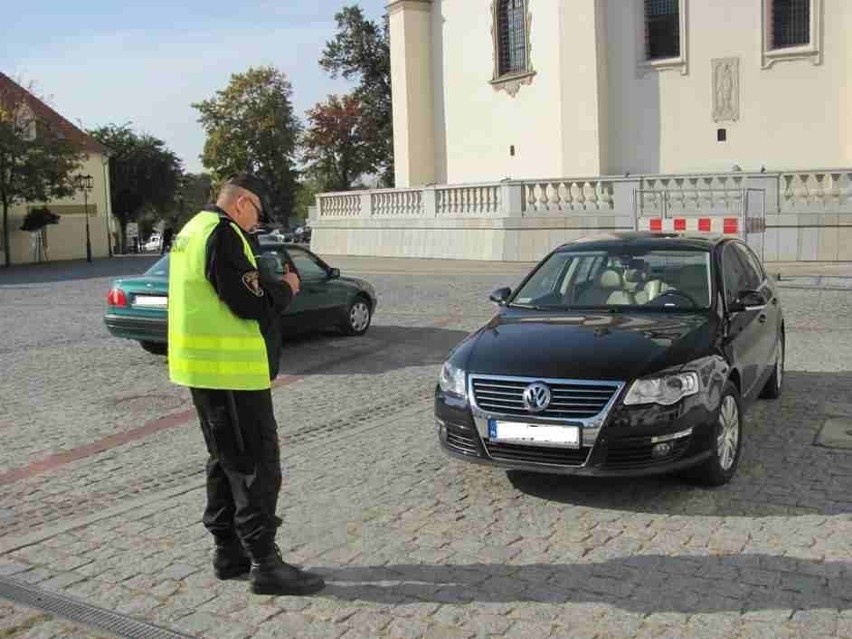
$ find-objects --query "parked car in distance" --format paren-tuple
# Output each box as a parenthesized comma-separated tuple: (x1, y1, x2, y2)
(104, 242, 377, 355)
(435, 232, 784, 486)
(143, 234, 161, 252)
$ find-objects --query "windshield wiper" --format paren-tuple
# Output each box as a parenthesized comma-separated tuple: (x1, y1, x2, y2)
(508, 302, 546, 310)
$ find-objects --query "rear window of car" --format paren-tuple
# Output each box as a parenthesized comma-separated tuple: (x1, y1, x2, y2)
(145, 255, 170, 277)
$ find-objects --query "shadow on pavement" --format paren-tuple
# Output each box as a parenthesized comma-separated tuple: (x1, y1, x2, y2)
(279, 325, 471, 376)
(319, 555, 851, 612)
(506, 371, 852, 517)
(0, 256, 160, 285)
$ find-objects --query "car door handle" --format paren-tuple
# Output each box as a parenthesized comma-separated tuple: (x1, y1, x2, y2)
(758, 314, 767, 323)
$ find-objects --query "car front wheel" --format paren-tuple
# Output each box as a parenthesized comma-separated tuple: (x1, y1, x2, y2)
(759, 331, 784, 399)
(687, 381, 742, 487)
(340, 297, 372, 336)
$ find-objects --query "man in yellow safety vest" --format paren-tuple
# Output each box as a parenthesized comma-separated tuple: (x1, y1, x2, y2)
(168, 173, 324, 596)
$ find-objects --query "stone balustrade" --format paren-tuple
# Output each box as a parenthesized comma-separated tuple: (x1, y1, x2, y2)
(523, 179, 616, 213)
(779, 170, 852, 212)
(436, 184, 502, 216)
(313, 169, 852, 262)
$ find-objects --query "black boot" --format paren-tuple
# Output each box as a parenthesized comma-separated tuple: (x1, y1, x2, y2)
(249, 546, 325, 596)
(213, 538, 251, 580)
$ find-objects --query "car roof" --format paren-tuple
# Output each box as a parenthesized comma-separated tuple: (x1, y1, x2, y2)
(554, 231, 728, 253)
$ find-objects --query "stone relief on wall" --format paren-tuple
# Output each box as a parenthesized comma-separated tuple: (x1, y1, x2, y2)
(712, 58, 739, 122)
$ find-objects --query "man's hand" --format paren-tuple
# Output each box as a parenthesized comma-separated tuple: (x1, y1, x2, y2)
(282, 264, 300, 295)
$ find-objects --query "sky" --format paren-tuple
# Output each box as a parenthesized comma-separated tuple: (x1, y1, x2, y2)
(2, 0, 387, 173)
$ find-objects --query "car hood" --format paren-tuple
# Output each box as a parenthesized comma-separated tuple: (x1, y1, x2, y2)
(339, 275, 376, 296)
(459, 309, 715, 381)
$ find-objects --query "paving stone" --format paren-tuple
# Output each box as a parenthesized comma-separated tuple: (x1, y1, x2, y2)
(2, 266, 852, 639)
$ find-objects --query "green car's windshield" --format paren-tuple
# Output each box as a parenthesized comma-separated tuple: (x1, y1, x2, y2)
(145, 255, 170, 278)
(510, 248, 712, 311)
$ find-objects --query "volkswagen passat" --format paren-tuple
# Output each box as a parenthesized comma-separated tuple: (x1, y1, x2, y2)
(434, 233, 784, 485)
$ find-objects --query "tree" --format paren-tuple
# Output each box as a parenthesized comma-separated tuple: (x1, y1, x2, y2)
(89, 124, 182, 253)
(320, 5, 393, 187)
(302, 94, 375, 192)
(0, 82, 84, 267)
(193, 66, 301, 226)
(293, 180, 320, 226)
(175, 172, 213, 228)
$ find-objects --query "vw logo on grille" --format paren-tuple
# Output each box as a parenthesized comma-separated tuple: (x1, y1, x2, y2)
(523, 382, 551, 413)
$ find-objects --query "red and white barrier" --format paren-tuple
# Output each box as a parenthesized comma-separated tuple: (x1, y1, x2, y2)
(638, 216, 765, 236)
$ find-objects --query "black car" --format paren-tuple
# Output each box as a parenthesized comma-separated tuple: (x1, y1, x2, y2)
(435, 233, 784, 486)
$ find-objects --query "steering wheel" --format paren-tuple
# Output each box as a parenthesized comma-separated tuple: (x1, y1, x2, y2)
(652, 289, 699, 308)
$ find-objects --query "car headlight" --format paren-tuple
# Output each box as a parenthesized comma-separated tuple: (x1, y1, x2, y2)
(623, 371, 700, 406)
(438, 362, 467, 399)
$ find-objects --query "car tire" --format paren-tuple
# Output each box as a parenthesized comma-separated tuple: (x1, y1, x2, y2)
(139, 341, 168, 356)
(759, 331, 784, 399)
(340, 296, 372, 336)
(687, 381, 743, 487)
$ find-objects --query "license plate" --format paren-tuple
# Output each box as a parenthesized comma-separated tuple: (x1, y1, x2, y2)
(133, 295, 168, 308)
(488, 419, 581, 448)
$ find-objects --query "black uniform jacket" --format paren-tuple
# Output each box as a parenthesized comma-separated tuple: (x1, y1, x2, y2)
(203, 207, 294, 380)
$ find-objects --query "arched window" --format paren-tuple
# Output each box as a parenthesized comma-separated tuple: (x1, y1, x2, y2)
(497, 0, 527, 76)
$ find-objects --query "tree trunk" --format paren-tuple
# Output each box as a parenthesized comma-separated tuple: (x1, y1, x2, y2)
(2, 197, 9, 268)
(119, 219, 127, 254)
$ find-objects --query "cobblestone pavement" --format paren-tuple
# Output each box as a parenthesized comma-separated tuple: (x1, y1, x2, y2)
(0, 256, 850, 638)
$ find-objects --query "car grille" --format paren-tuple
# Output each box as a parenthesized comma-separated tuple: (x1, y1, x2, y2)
(602, 434, 692, 470)
(485, 442, 590, 466)
(471, 376, 621, 420)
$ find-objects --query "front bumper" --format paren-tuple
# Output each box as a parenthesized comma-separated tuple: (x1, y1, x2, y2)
(104, 313, 167, 343)
(435, 388, 718, 477)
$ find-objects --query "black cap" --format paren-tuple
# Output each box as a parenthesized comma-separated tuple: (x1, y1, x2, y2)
(224, 173, 271, 222)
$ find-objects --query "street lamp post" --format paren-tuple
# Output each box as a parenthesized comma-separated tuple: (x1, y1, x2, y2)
(76, 174, 94, 263)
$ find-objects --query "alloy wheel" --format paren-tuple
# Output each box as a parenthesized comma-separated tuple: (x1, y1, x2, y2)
(350, 301, 371, 332)
(716, 395, 740, 471)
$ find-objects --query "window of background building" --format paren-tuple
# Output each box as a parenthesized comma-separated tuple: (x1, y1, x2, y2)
(644, 0, 680, 61)
(497, 0, 527, 76)
(761, 0, 821, 68)
(770, 0, 810, 49)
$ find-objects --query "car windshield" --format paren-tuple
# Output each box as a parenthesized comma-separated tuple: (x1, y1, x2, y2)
(145, 255, 170, 277)
(510, 248, 712, 311)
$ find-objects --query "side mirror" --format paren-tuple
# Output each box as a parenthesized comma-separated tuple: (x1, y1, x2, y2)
(729, 289, 766, 313)
(328, 267, 340, 279)
(489, 287, 512, 305)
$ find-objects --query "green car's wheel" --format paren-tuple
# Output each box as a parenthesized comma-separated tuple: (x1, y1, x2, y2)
(139, 341, 168, 356)
(341, 296, 372, 336)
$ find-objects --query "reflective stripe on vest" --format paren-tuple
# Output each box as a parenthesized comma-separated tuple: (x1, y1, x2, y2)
(168, 211, 270, 390)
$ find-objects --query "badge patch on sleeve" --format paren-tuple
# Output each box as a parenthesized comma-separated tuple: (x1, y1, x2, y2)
(242, 270, 264, 297)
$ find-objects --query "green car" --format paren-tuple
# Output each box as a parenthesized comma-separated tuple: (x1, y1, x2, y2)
(104, 242, 377, 355)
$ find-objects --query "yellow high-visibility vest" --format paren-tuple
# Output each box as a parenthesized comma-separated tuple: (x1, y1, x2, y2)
(168, 211, 270, 390)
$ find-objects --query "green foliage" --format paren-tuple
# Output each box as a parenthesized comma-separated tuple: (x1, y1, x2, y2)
(320, 5, 393, 187)
(89, 123, 182, 252)
(0, 85, 84, 266)
(19, 205, 60, 232)
(193, 66, 301, 225)
(293, 180, 320, 225)
(175, 172, 213, 227)
(302, 94, 375, 192)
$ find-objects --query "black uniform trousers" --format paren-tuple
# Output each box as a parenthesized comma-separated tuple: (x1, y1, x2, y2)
(190, 387, 282, 558)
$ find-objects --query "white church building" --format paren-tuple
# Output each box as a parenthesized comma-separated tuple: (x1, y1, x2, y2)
(312, 0, 852, 262)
